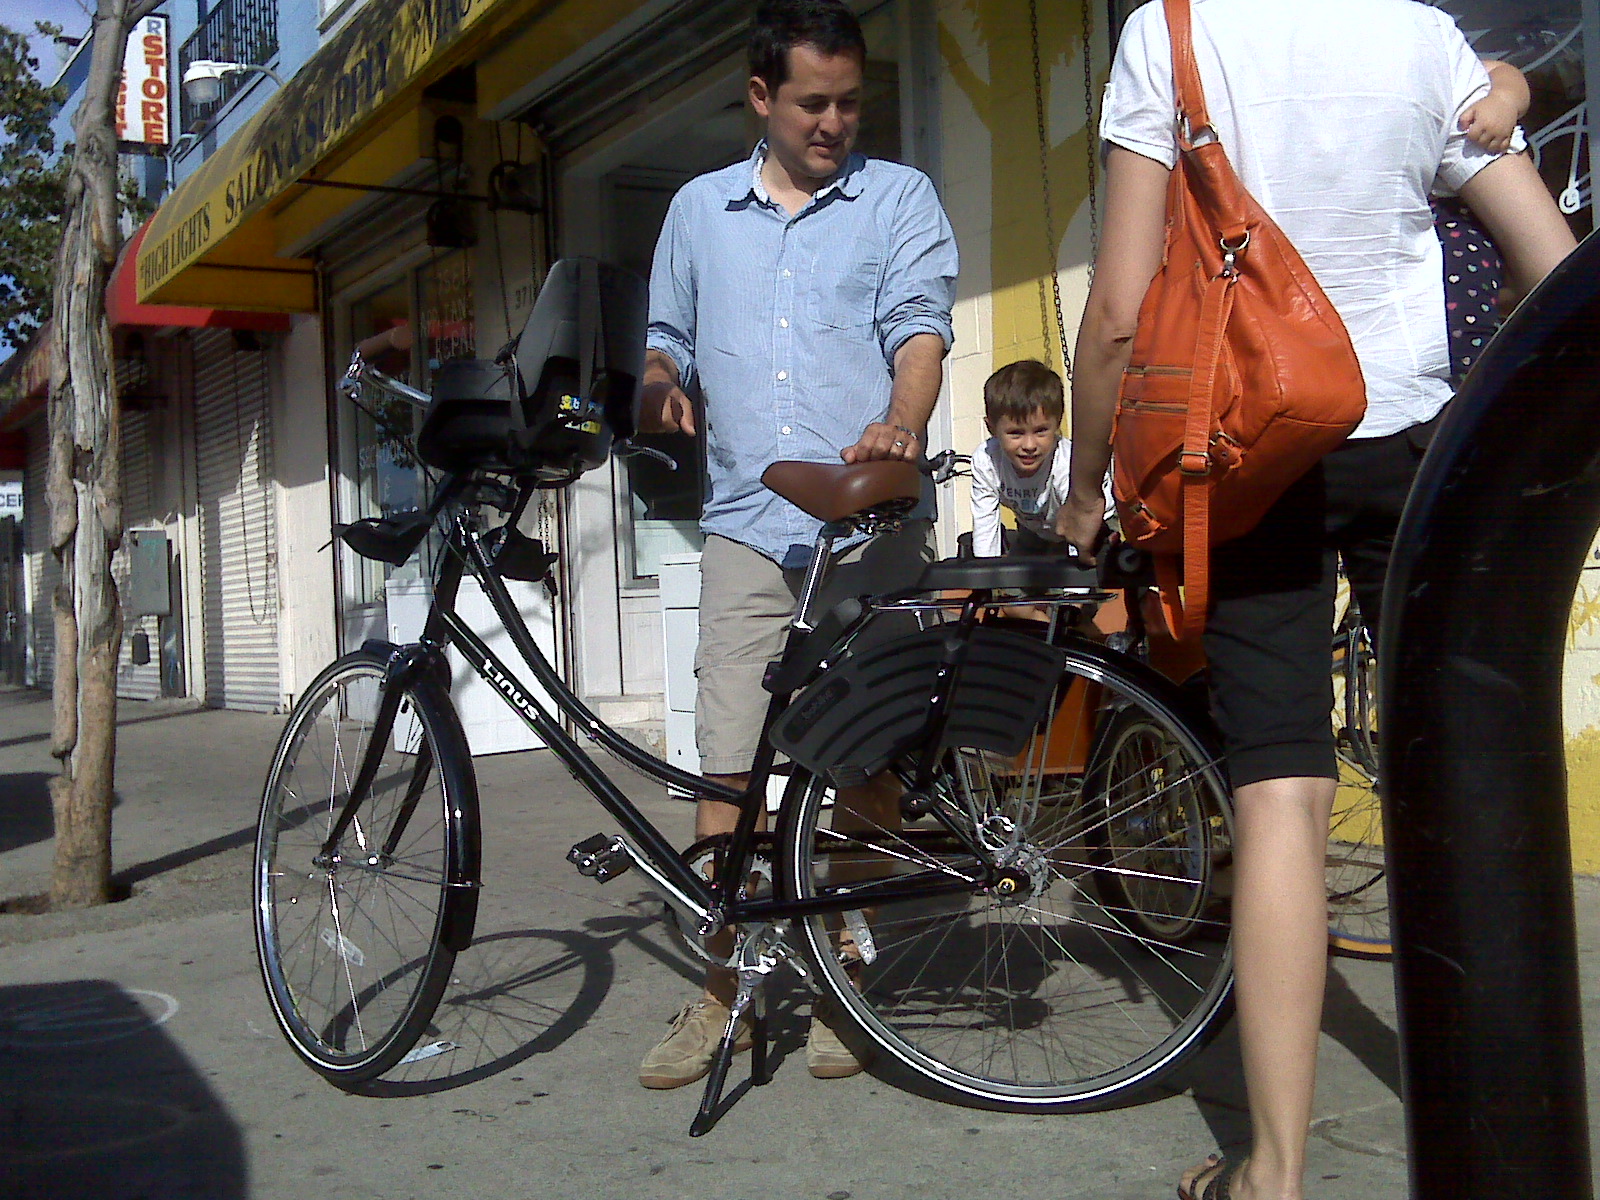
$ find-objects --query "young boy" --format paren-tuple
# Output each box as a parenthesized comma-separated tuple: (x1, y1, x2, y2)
(970, 359, 1107, 557)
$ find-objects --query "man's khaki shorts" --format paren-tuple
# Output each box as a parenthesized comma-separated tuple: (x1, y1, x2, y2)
(694, 521, 935, 776)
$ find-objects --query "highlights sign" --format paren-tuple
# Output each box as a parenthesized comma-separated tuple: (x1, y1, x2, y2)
(117, 15, 170, 148)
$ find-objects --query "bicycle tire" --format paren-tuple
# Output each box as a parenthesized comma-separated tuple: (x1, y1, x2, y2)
(1327, 610, 1391, 960)
(778, 639, 1234, 1111)
(254, 648, 481, 1087)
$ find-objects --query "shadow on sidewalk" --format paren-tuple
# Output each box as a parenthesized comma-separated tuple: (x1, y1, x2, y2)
(346, 907, 712, 1098)
(0, 698, 205, 754)
(114, 824, 256, 888)
(0, 775, 125, 859)
(0, 979, 246, 1200)
(0, 773, 57, 854)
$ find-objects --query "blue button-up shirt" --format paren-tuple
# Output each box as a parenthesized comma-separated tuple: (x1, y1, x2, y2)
(647, 143, 958, 567)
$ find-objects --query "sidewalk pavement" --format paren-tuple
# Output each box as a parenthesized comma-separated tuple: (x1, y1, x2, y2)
(1, 686, 1596, 1200)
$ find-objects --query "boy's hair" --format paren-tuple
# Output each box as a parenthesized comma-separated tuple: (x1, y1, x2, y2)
(984, 359, 1065, 427)
(749, 0, 867, 92)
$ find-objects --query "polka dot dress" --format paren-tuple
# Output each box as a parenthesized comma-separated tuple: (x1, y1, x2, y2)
(1433, 196, 1504, 384)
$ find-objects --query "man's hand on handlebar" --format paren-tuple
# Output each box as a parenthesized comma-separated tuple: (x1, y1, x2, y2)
(638, 350, 696, 437)
(842, 420, 924, 464)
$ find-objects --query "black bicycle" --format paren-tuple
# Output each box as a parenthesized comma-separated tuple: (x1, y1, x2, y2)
(253, 258, 1235, 1135)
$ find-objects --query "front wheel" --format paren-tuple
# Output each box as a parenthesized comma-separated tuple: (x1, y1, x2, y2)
(778, 641, 1234, 1111)
(254, 648, 480, 1087)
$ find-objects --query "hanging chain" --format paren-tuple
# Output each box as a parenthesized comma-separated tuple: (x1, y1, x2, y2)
(1029, 0, 1072, 382)
(1081, 0, 1100, 270)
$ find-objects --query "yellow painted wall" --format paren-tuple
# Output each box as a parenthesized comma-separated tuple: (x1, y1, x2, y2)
(1565, 555, 1600, 870)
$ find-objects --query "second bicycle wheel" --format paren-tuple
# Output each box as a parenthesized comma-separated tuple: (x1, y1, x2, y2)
(254, 648, 480, 1087)
(779, 641, 1233, 1111)
(1086, 705, 1218, 943)
(1327, 610, 1390, 958)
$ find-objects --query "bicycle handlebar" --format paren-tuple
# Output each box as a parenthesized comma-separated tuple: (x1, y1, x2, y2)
(922, 450, 971, 485)
(341, 348, 433, 410)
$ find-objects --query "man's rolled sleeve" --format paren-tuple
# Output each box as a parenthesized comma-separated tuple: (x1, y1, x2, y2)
(876, 172, 958, 367)
(646, 192, 698, 384)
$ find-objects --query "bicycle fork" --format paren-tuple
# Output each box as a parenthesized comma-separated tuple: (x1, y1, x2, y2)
(316, 642, 443, 871)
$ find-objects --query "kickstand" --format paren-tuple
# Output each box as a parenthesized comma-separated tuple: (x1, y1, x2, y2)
(688, 977, 770, 1137)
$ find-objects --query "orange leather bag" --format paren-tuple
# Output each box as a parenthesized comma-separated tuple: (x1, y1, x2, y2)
(1112, 0, 1367, 637)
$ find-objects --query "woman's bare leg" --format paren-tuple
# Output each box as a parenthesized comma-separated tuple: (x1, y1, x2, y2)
(1187, 775, 1337, 1200)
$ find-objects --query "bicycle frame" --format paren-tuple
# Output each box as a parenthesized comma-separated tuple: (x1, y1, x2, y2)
(324, 489, 995, 950)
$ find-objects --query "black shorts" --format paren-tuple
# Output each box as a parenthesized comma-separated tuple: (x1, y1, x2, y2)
(1202, 413, 1440, 787)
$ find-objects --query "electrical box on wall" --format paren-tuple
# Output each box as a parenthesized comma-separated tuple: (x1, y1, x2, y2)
(126, 530, 171, 619)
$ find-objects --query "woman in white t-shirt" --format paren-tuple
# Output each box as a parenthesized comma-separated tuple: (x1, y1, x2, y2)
(1055, 3, 1575, 1198)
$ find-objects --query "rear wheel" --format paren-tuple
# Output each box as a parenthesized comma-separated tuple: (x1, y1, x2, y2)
(779, 642, 1234, 1111)
(254, 649, 480, 1086)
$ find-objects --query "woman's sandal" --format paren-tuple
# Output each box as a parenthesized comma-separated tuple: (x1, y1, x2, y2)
(1177, 1155, 1237, 1200)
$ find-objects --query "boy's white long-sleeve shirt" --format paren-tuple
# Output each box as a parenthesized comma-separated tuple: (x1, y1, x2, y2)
(970, 438, 1074, 557)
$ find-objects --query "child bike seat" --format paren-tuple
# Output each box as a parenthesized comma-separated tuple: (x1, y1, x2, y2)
(761, 460, 922, 522)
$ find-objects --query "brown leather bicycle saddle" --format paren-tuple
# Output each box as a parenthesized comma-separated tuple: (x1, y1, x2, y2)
(761, 460, 922, 522)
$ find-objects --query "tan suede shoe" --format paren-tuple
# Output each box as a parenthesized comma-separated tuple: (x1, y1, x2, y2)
(638, 998, 754, 1089)
(805, 999, 869, 1079)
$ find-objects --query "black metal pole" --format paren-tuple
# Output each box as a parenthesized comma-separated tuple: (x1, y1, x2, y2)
(1382, 231, 1600, 1197)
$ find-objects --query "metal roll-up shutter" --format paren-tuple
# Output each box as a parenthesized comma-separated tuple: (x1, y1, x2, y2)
(22, 416, 56, 688)
(193, 329, 280, 712)
(113, 407, 160, 700)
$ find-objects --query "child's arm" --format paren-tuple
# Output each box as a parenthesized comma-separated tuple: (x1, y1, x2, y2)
(1459, 59, 1530, 154)
(970, 449, 1005, 557)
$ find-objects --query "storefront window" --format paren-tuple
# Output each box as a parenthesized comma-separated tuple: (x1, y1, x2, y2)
(420, 251, 477, 381)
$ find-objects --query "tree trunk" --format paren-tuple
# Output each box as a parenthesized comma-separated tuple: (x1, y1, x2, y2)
(45, 0, 157, 909)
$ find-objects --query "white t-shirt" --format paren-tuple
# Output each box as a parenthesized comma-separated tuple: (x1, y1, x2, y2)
(970, 438, 1113, 556)
(1101, 0, 1502, 438)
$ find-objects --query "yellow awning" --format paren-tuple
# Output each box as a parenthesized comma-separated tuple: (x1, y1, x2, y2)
(137, 0, 549, 310)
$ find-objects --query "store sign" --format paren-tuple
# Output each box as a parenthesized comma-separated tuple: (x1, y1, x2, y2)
(116, 15, 170, 149)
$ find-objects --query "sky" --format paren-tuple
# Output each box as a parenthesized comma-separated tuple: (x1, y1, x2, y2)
(7, 0, 94, 80)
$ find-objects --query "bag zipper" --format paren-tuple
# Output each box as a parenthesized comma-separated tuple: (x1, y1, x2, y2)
(1122, 400, 1188, 414)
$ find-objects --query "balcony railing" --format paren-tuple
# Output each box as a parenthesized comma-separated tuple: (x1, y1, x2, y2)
(177, 0, 279, 131)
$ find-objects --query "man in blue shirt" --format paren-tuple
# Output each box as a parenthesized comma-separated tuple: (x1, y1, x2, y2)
(638, 0, 956, 1089)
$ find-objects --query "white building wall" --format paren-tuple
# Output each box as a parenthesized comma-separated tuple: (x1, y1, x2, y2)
(272, 315, 338, 705)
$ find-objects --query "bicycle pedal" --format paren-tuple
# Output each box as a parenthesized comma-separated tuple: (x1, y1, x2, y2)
(567, 834, 633, 882)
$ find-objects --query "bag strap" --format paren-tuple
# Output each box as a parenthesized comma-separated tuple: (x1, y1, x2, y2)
(1163, 0, 1212, 146)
